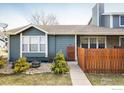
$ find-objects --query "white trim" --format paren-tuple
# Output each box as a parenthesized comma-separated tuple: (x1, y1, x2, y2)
(80, 43, 81, 48)
(110, 15, 113, 28)
(105, 36, 107, 48)
(119, 36, 124, 46)
(119, 15, 124, 27)
(75, 35, 77, 61)
(21, 35, 47, 55)
(96, 36, 98, 48)
(119, 36, 121, 46)
(22, 51, 45, 53)
(45, 34, 48, 57)
(20, 33, 22, 57)
(15, 24, 48, 35)
(7, 37, 9, 61)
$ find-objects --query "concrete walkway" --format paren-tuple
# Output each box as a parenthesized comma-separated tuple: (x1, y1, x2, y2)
(68, 62, 91, 85)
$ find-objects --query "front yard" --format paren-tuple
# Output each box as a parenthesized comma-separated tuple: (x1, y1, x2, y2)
(0, 52, 72, 85)
(0, 73, 72, 85)
(86, 73, 124, 85)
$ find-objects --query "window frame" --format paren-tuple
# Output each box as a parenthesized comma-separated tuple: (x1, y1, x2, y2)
(119, 15, 124, 27)
(119, 36, 124, 47)
(80, 37, 88, 48)
(98, 37, 106, 48)
(22, 36, 46, 53)
(80, 36, 106, 49)
(90, 37, 97, 48)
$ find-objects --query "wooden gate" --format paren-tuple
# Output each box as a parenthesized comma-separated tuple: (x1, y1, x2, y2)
(67, 46, 75, 61)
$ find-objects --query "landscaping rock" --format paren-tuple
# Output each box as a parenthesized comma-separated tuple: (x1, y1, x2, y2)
(0, 63, 52, 75)
(25, 63, 51, 74)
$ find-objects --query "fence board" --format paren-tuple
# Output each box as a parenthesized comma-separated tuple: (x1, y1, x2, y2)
(78, 48, 124, 73)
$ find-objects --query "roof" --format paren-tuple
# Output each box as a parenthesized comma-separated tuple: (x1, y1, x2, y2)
(102, 12, 124, 15)
(6, 24, 124, 35)
(88, 18, 92, 25)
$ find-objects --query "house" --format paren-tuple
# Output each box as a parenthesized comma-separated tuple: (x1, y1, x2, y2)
(7, 3, 124, 62)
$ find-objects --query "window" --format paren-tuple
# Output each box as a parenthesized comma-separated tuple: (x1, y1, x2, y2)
(39, 37, 46, 52)
(22, 37, 29, 52)
(98, 37, 105, 48)
(119, 37, 124, 47)
(80, 36, 106, 48)
(119, 16, 124, 26)
(90, 38, 96, 48)
(30, 37, 39, 52)
(81, 38, 88, 48)
(22, 36, 46, 53)
(40, 44, 45, 52)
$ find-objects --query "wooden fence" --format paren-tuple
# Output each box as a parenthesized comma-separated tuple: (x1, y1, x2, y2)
(78, 48, 124, 73)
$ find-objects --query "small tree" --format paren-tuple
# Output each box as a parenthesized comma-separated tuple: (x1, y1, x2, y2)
(51, 52, 69, 74)
(13, 57, 31, 73)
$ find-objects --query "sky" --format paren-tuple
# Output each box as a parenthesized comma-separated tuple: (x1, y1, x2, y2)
(0, 3, 124, 29)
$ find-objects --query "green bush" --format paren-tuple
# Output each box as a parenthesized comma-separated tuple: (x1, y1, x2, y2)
(0, 56, 6, 69)
(13, 57, 31, 73)
(51, 52, 69, 74)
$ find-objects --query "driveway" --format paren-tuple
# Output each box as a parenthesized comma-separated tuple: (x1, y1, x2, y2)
(68, 61, 91, 85)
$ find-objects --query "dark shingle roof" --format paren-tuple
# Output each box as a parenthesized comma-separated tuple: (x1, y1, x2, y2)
(6, 24, 124, 35)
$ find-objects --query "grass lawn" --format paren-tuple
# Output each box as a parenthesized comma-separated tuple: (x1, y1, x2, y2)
(0, 73, 72, 85)
(86, 73, 124, 85)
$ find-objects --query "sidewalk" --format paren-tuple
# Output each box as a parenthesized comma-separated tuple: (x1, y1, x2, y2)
(68, 62, 91, 85)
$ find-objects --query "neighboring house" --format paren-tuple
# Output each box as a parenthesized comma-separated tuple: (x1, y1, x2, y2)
(7, 3, 124, 62)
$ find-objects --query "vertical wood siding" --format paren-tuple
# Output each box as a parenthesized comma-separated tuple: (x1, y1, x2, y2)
(78, 48, 124, 73)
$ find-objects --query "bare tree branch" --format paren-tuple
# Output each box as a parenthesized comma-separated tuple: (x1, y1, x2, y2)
(30, 12, 41, 25)
(30, 11, 59, 25)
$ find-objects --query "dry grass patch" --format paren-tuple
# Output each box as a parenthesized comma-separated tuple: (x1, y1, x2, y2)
(86, 73, 124, 85)
(0, 73, 72, 85)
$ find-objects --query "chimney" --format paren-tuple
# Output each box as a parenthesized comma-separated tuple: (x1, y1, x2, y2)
(92, 3, 104, 26)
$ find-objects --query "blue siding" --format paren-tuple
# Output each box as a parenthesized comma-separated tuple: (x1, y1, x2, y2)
(56, 35, 75, 58)
(22, 27, 46, 58)
(101, 15, 124, 28)
(99, 4, 104, 26)
(10, 34, 20, 61)
(48, 35, 56, 58)
(92, 4, 98, 26)
(9, 27, 46, 62)
(113, 15, 120, 28)
(22, 53, 45, 57)
(92, 4, 104, 26)
(48, 35, 75, 59)
(101, 15, 110, 27)
(22, 27, 45, 36)
(77, 35, 80, 47)
(9, 27, 75, 61)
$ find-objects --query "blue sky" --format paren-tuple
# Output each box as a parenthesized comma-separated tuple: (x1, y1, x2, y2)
(0, 3, 124, 29)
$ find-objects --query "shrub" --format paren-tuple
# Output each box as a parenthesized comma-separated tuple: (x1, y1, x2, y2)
(51, 52, 69, 74)
(13, 57, 31, 73)
(0, 56, 6, 69)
